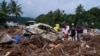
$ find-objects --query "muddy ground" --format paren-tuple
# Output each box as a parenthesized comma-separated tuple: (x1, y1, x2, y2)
(0, 27, 100, 56)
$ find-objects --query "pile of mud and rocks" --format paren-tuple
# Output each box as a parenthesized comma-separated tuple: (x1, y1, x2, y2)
(0, 24, 100, 56)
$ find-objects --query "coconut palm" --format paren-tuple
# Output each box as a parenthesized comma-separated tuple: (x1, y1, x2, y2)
(8, 0, 23, 19)
(0, 0, 9, 24)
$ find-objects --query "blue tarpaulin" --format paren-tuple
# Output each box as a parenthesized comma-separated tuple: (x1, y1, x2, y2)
(14, 35, 22, 44)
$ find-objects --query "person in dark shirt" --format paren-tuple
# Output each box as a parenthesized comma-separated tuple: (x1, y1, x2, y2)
(76, 25, 83, 41)
(70, 27, 76, 41)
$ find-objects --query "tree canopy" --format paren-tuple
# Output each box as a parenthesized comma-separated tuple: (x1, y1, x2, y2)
(0, 0, 23, 24)
(35, 4, 100, 28)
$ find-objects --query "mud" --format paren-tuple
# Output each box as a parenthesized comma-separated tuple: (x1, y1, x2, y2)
(0, 28, 100, 56)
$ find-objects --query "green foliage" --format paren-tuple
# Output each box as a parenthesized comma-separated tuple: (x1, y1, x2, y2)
(0, 0, 23, 25)
(8, 16, 34, 24)
(35, 5, 100, 28)
(8, 0, 23, 18)
(35, 9, 66, 27)
(0, 0, 9, 24)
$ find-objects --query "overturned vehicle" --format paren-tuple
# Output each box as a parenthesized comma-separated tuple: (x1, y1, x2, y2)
(25, 23, 60, 42)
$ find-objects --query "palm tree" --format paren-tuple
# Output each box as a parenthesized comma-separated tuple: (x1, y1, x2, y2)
(0, 0, 9, 23)
(8, 0, 23, 19)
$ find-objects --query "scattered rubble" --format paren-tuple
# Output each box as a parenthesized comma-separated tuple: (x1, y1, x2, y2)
(0, 25, 100, 56)
(0, 33, 14, 44)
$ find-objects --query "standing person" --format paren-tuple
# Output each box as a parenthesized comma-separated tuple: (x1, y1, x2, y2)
(61, 27, 68, 41)
(62, 27, 68, 38)
(65, 23, 70, 37)
(62, 23, 70, 41)
(76, 25, 83, 41)
(70, 26, 76, 41)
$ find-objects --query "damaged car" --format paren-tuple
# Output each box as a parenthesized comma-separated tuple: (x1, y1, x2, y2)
(25, 23, 58, 42)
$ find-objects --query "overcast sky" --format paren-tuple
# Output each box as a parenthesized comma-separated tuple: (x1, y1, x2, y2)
(0, 0, 100, 18)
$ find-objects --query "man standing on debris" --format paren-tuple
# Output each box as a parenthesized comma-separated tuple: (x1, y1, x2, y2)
(76, 25, 83, 41)
(62, 27, 67, 40)
(62, 23, 70, 41)
(70, 26, 76, 41)
(70, 23, 76, 41)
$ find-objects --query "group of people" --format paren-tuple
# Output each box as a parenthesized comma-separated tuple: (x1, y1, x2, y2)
(54, 23, 83, 41)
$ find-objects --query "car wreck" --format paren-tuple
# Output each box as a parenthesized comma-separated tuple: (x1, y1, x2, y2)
(25, 23, 59, 42)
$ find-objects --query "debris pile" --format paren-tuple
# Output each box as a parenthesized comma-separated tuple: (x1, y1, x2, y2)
(0, 24, 100, 56)
(0, 33, 100, 56)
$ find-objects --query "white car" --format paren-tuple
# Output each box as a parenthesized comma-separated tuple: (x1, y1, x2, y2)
(25, 23, 57, 41)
